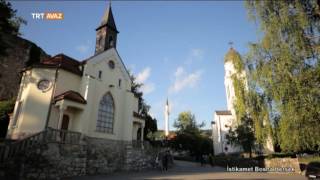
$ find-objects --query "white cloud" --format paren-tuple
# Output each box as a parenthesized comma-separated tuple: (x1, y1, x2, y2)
(140, 83, 155, 95)
(136, 67, 151, 84)
(185, 48, 204, 64)
(169, 67, 203, 94)
(174, 66, 185, 77)
(136, 67, 155, 94)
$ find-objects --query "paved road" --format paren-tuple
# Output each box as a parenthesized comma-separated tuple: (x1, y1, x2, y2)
(68, 160, 306, 180)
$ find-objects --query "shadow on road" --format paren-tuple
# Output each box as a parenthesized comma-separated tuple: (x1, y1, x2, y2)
(66, 160, 305, 180)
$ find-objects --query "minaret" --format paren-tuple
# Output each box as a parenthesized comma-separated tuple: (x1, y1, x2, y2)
(164, 98, 170, 137)
(95, 1, 119, 54)
(224, 47, 239, 112)
(224, 46, 247, 117)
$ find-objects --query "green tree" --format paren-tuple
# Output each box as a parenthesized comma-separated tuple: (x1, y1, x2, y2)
(129, 73, 158, 140)
(245, 0, 320, 152)
(172, 111, 212, 156)
(226, 116, 256, 157)
(0, 98, 15, 116)
(174, 111, 204, 134)
(0, 0, 26, 56)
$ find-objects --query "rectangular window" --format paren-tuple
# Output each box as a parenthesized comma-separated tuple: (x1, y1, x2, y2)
(118, 79, 122, 88)
(98, 70, 102, 79)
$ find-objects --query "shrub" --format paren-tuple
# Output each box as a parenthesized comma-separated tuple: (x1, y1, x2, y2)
(0, 99, 15, 116)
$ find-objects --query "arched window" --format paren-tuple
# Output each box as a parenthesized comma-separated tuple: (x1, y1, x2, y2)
(109, 36, 114, 47)
(96, 93, 114, 133)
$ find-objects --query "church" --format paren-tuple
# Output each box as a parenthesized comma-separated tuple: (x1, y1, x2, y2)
(212, 48, 244, 155)
(7, 4, 145, 142)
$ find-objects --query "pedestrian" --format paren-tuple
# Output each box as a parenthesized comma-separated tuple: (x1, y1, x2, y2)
(0, 111, 10, 139)
(162, 151, 169, 171)
(156, 152, 163, 171)
(200, 154, 205, 166)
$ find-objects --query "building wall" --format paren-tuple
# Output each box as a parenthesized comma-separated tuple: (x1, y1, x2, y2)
(213, 113, 240, 155)
(76, 49, 135, 141)
(8, 49, 139, 142)
(55, 69, 81, 96)
(224, 61, 247, 118)
(8, 68, 57, 139)
(224, 61, 236, 112)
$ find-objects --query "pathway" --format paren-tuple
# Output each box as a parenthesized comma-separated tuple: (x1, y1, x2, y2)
(67, 160, 305, 180)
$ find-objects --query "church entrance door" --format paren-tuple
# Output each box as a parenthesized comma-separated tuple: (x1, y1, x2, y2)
(60, 115, 69, 142)
(61, 115, 69, 130)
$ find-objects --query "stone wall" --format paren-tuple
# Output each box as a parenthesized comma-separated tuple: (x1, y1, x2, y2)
(0, 136, 156, 179)
(124, 144, 156, 171)
(264, 158, 301, 173)
(86, 137, 127, 174)
(0, 143, 87, 179)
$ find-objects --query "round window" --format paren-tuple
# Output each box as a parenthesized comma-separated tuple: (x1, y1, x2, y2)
(108, 60, 115, 69)
(37, 79, 51, 91)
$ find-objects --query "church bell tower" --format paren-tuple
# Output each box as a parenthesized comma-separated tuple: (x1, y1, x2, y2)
(95, 3, 119, 54)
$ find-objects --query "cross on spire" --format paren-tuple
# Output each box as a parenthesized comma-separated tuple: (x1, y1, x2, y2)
(228, 41, 234, 49)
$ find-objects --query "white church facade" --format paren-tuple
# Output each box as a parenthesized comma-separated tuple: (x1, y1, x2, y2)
(7, 4, 145, 142)
(212, 48, 243, 155)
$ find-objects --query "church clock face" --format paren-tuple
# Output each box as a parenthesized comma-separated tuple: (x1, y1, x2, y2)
(37, 79, 51, 92)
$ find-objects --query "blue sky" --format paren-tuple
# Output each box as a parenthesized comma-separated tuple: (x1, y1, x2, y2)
(11, 1, 259, 130)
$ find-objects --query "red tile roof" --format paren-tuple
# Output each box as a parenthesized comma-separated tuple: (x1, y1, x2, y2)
(38, 54, 83, 75)
(54, 90, 87, 104)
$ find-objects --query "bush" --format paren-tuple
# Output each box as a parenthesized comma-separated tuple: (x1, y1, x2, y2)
(265, 152, 296, 159)
(0, 99, 15, 116)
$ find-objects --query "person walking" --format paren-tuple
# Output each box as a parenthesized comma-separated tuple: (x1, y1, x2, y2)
(162, 150, 169, 171)
(156, 152, 163, 171)
(200, 154, 205, 167)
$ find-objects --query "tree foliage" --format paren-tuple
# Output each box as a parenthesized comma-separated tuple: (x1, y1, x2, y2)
(0, 0, 26, 56)
(130, 73, 158, 140)
(225, 48, 269, 148)
(245, 0, 320, 152)
(226, 116, 256, 157)
(172, 111, 212, 156)
(0, 98, 15, 116)
(174, 111, 204, 133)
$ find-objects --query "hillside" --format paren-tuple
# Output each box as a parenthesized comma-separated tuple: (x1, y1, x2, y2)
(0, 34, 50, 101)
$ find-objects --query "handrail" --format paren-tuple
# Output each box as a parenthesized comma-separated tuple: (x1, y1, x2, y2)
(0, 128, 82, 163)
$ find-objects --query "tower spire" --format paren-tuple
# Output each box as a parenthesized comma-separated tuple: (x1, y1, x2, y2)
(95, 1, 119, 54)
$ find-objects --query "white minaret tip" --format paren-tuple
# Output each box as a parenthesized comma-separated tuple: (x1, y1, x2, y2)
(164, 98, 169, 137)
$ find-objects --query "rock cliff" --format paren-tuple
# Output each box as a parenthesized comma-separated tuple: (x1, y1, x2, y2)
(0, 34, 50, 100)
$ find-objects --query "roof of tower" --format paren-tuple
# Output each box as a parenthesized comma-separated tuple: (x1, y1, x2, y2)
(224, 47, 241, 63)
(97, 4, 118, 32)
